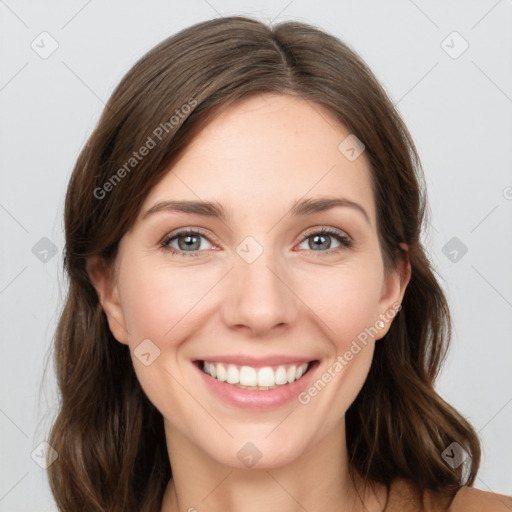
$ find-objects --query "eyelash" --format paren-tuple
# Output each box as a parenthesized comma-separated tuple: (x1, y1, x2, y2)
(160, 227, 353, 257)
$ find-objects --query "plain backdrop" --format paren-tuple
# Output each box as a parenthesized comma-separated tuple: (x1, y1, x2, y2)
(1, 1, 511, 510)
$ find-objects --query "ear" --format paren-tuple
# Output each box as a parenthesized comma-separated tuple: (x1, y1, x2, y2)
(87, 256, 129, 345)
(374, 244, 411, 340)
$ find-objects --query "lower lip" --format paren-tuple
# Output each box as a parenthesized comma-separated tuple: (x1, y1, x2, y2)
(195, 361, 319, 409)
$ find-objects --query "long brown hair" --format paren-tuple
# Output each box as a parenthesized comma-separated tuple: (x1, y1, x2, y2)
(47, 15, 480, 511)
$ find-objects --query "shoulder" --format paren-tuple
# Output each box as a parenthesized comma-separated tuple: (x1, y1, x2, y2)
(448, 485, 512, 511)
(385, 478, 512, 512)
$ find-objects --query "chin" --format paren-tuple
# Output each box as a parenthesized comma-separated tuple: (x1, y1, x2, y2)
(200, 427, 315, 471)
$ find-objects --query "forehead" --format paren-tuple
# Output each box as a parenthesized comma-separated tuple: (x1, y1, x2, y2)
(140, 93, 376, 225)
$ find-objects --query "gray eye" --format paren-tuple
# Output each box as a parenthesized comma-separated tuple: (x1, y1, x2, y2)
(165, 231, 213, 252)
(297, 233, 342, 251)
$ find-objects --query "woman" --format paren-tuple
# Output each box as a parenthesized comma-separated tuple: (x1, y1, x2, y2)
(47, 15, 511, 512)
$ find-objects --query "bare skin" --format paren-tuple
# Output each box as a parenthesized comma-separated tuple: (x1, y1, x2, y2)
(89, 93, 410, 512)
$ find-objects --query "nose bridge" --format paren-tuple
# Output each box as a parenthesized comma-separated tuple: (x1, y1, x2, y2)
(222, 237, 298, 335)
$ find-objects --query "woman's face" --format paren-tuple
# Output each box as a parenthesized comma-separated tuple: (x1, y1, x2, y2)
(92, 93, 407, 470)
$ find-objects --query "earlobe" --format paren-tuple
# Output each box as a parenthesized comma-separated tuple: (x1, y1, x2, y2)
(87, 256, 129, 345)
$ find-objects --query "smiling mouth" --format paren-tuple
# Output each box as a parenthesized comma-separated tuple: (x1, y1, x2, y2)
(196, 360, 317, 390)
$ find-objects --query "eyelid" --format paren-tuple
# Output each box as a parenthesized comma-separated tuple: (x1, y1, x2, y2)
(160, 226, 218, 249)
(296, 226, 353, 255)
(300, 225, 352, 242)
(160, 225, 353, 256)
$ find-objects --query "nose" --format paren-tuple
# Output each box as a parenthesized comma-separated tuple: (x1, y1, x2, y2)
(221, 251, 299, 338)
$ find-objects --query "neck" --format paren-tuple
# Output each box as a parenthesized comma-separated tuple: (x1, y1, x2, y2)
(160, 419, 387, 512)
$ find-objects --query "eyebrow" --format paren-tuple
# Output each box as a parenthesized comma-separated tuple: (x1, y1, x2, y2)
(143, 197, 370, 224)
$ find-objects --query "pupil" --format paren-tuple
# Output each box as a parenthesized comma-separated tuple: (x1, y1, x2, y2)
(180, 235, 200, 251)
(311, 234, 330, 250)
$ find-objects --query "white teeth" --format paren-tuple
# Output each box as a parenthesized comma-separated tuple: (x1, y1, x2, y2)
(226, 364, 239, 384)
(257, 367, 275, 387)
(239, 366, 257, 386)
(287, 365, 296, 383)
(201, 361, 310, 389)
(274, 365, 288, 385)
(216, 363, 226, 382)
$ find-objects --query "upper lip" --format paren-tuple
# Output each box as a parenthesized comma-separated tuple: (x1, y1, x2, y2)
(194, 355, 317, 368)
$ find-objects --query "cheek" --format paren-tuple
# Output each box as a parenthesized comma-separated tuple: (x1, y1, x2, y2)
(295, 260, 384, 344)
(116, 260, 213, 411)
(118, 259, 212, 343)
(293, 265, 383, 429)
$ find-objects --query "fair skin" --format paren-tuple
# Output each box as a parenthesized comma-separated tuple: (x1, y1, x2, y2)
(89, 93, 410, 512)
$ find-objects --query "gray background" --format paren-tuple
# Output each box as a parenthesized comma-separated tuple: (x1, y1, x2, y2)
(1, 0, 511, 510)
